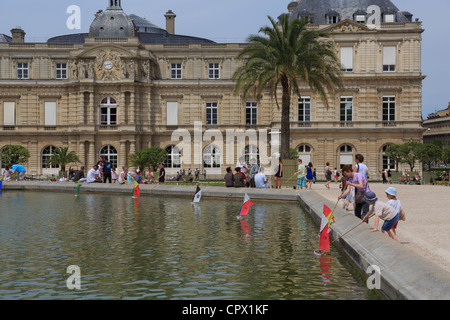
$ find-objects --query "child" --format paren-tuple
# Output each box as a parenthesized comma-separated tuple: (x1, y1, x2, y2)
(384, 187, 405, 237)
(362, 191, 399, 241)
(294, 159, 306, 190)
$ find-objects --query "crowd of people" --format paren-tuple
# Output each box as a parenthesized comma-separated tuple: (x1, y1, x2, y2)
(1, 153, 407, 241)
(336, 154, 405, 241)
(70, 157, 168, 185)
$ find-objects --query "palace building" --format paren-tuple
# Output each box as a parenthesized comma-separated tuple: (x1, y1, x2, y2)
(0, 0, 425, 178)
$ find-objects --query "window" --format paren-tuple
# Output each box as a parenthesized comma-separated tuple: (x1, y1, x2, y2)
(355, 15, 365, 23)
(206, 102, 218, 125)
(339, 145, 353, 169)
(382, 145, 396, 170)
(382, 96, 396, 122)
(164, 145, 181, 168)
(203, 145, 221, 168)
(170, 63, 182, 79)
(3, 102, 15, 125)
(298, 96, 311, 122)
(384, 14, 395, 23)
(327, 15, 339, 24)
(56, 63, 67, 79)
(44, 102, 57, 126)
(340, 97, 353, 122)
(99, 145, 118, 169)
(42, 146, 59, 169)
(383, 46, 396, 72)
(100, 97, 117, 125)
(340, 47, 353, 72)
(17, 62, 29, 79)
(246, 102, 257, 125)
(166, 101, 178, 126)
(208, 63, 220, 79)
(298, 144, 312, 164)
(244, 145, 259, 166)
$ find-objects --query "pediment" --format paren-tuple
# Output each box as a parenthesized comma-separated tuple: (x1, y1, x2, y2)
(323, 19, 374, 33)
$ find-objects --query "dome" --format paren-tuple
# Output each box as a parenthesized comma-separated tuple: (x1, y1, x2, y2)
(89, 2, 135, 37)
(289, 0, 413, 24)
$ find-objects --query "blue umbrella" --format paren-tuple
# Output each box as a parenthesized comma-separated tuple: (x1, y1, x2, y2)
(11, 164, 26, 173)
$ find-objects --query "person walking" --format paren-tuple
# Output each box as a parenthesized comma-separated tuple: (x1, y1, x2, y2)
(274, 158, 283, 189)
(294, 158, 306, 190)
(324, 162, 332, 189)
(158, 163, 165, 184)
(306, 162, 314, 189)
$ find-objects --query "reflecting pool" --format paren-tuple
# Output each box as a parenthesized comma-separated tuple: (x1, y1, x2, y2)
(0, 191, 383, 299)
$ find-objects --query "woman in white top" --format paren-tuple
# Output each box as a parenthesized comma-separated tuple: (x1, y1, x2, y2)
(118, 167, 127, 184)
(354, 154, 368, 178)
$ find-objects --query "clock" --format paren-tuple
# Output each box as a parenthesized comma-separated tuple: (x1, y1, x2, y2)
(103, 60, 113, 70)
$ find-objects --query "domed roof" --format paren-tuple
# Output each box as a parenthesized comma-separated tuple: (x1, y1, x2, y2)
(289, 0, 413, 24)
(89, 2, 135, 37)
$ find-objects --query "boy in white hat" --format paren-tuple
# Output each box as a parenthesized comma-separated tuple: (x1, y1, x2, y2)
(362, 191, 399, 240)
(385, 187, 404, 237)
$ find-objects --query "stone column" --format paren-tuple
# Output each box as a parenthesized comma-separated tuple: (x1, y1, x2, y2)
(119, 140, 127, 170)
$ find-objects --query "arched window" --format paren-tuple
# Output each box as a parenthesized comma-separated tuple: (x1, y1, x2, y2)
(99, 145, 118, 169)
(203, 145, 221, 168)
(100, 97, 117, 125)
(244, 145, 259, 166)
(164, 145, 181, 168)
(382, 145, 396, 170)
(298, 144, 312, 164)
(339, 144, 353, 169)
(42, 146, 59, 169)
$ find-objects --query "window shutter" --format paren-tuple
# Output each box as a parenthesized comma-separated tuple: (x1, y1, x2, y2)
(340, 47, 353, 71)
(383, 46, 396, 65)
(166, 101, 178, 125)
(44, 102, 57, 126)
(3, 102, 15, 125)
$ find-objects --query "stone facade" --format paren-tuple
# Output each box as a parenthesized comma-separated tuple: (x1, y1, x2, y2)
(0, 1, 425, 178)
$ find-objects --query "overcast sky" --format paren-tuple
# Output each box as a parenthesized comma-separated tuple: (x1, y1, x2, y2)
(0, 0, 448, 117)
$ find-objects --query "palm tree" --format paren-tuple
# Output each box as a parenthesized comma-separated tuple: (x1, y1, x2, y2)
(45, 146, 80, 176)
(233, 15, 342, 159)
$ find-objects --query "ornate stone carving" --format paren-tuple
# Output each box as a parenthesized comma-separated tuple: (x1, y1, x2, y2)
(94, 49, 122, 81)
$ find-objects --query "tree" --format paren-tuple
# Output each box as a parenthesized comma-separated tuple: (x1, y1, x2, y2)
(45, 146, 80, 176)
(129, 147, 168, 172)
(398, 142, 422, 172)
(0, 145, 30, 165)
(416, 143, 442, 171)
(442, 146, 450, 164)
(233, 15, 342, 160)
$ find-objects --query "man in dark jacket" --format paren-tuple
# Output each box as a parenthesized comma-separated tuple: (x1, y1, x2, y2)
(234, 167, 246, 188)
(224, 167, 234, 187)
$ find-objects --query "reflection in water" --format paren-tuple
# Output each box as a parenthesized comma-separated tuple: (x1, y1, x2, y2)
(0, 191, 383, 300)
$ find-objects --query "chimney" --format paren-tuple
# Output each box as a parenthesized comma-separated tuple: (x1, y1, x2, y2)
(165, 10, 176, 34)
(287, 1, 298, 13)
(11, 27, 25, 43)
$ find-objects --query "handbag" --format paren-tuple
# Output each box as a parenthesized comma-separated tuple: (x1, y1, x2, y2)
(354, 179, 369, 205)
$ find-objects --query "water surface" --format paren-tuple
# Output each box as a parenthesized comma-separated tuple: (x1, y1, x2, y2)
(0, 191, 383, 300)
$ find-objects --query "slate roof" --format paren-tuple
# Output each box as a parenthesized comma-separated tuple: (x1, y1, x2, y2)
(0, 34, 12, 43)
(289, 0, 413, 24)
(47, 12, 214, 44)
